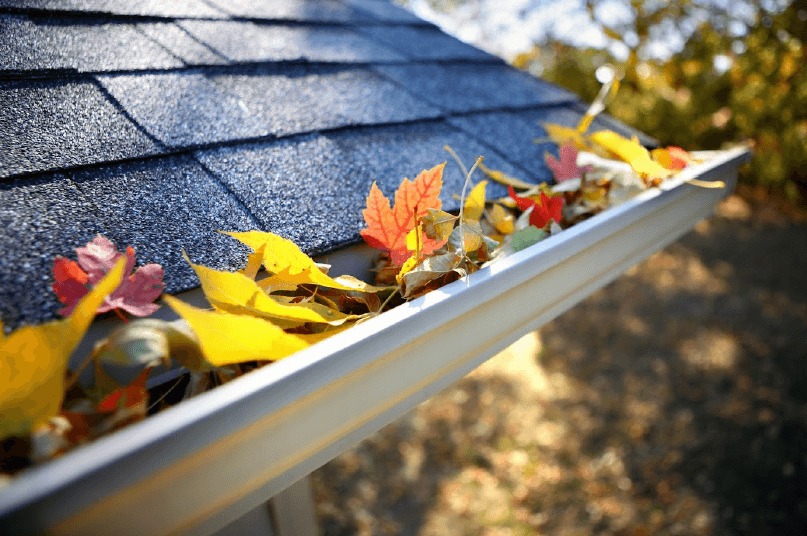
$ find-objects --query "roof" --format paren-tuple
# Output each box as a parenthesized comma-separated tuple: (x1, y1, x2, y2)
(0, 0, 653, 330)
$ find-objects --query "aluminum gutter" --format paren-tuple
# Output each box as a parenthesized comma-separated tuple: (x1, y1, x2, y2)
(0, 147, 752, 536)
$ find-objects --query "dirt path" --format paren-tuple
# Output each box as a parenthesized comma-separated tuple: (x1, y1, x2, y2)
(312, 187, 807, 536)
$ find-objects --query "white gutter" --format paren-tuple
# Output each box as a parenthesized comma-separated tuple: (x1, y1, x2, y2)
(0, 147, 751, 536)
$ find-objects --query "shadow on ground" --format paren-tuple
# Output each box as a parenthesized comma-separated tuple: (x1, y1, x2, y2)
(312, 187, 807, 536)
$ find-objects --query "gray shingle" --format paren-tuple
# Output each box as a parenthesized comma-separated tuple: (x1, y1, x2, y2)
(196, 121, 528, 255)
(178, 20, 407, 64)
(137, 22, 229, 66)
(374, 63, 579, 113)
(0, 78, 163, 178)
(356, 25, 495, 61)
(342, 0, 425, 23)
(97, 72, 269, 147)
(1, 0, 227, 18)
(209, 66, 442, 137)
(0, 174, 108, 329)
(206, 0, 371, 22)
(70, 156, 260, 294)
(0, 15, 183, 72)
(447, 111, 557, 184)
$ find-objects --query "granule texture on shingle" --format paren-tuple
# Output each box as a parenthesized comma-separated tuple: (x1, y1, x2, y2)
(374, 63, 579, 113)
(356, 25, 495, 61)
(196, 121, 535, 255)
(1, 0, 227, 18)
(137, 22, 229, 66)
(0, 174, 109, 329)
(447, 111, 558, 184)
(70, 155, 260, 294)
(342, 0, 426, 23)
(209, 66, 442, 137)
(1, 15, 182, 72)
(97, 72, 269, 147)
(0, 79, 162, 178)
(178, 20, 407, 64)
(206, 0, 371, 22)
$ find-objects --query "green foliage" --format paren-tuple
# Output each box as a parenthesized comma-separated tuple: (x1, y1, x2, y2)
(515, 0, 807, 203)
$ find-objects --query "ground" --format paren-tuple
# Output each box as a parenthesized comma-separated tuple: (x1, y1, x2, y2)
(312, 184, 807, 536)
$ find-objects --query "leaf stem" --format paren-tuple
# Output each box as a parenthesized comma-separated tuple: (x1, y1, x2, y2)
(379, 284, 402, 313)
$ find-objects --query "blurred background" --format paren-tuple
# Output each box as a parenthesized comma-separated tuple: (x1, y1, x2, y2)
(312, 1, 807, 534)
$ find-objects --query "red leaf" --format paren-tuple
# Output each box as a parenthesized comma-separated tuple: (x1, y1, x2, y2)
(97, 367, 150, 413)
(508, 187, 564, 229)
(545, 141, 593, 182)
(54, 236, 164, 317)
(361, 163, 447, 266)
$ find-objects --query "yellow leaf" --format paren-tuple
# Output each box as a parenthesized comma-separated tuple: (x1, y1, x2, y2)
(223, 231, 356, 291)
(396, 254, 419, 285)
(405, 222, 423, 254)
(589, 131, 670, 182)
(478, 162, 535, 190)
(419, 209, 456, 242)
(239, 244, 265, 280)
(488, 204, 515, 235)
(463, 180, 487, 221)
(185, 255, 355, 326)
(163, 296, 311, 367)
(0, 259, 126, 440)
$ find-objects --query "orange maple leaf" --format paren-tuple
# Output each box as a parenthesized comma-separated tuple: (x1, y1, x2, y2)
(361, 163, 447, 266)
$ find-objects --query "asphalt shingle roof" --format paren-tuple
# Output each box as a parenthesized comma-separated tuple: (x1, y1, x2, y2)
(0, 0, 653, 330)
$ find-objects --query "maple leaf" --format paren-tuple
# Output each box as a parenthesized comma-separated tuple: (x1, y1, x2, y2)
(508, 186, 564, 229)
(361, 163, 447, 266)
(545, 141, 593, 182)
(652, 146, 692, 171)
(54, 236, 164, 318)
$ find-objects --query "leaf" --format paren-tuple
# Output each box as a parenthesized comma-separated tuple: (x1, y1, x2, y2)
(589, 131, 670, 183)
(360, 163, 446, 266)
(239, 244, 265, 280)
(487, 204, 515, 235)
(163, 296, 313, 368)
(420, 209, 457, 241)
(55, 236, 164, 318)
(545, 142, 593, 182)
(0, 258, 126, 440)
(651, 146, 692, 170)
(508, 187, 564, 229)
(185, 255, 356, 326)
(511, 226, 547, 252)
(463, 180, 487, 221)
(478, 162, 535, 190)
(223, 231, 357, 291)
(93, 318, 202, 371)
(97, 367, 151, 414)
(401, 252, 464, 298)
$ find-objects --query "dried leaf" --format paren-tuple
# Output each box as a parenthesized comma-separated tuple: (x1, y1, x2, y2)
(401, 252, 464, 298)
(478, 162, 535, 190)
(93, 318, 202, 371)
(420, 209, 457, 241)
(360, 163, 446, 265)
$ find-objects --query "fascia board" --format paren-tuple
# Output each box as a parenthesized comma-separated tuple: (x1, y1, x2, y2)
(0, 147, 752, 536)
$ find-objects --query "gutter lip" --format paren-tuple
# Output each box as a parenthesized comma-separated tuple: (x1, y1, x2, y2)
(0, 146, 752, 531)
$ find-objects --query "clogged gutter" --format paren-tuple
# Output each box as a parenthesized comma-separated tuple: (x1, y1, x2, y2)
(0, 97, 738, 481)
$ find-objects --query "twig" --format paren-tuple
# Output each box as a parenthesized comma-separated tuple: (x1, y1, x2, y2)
(147, 374, 186, 412)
